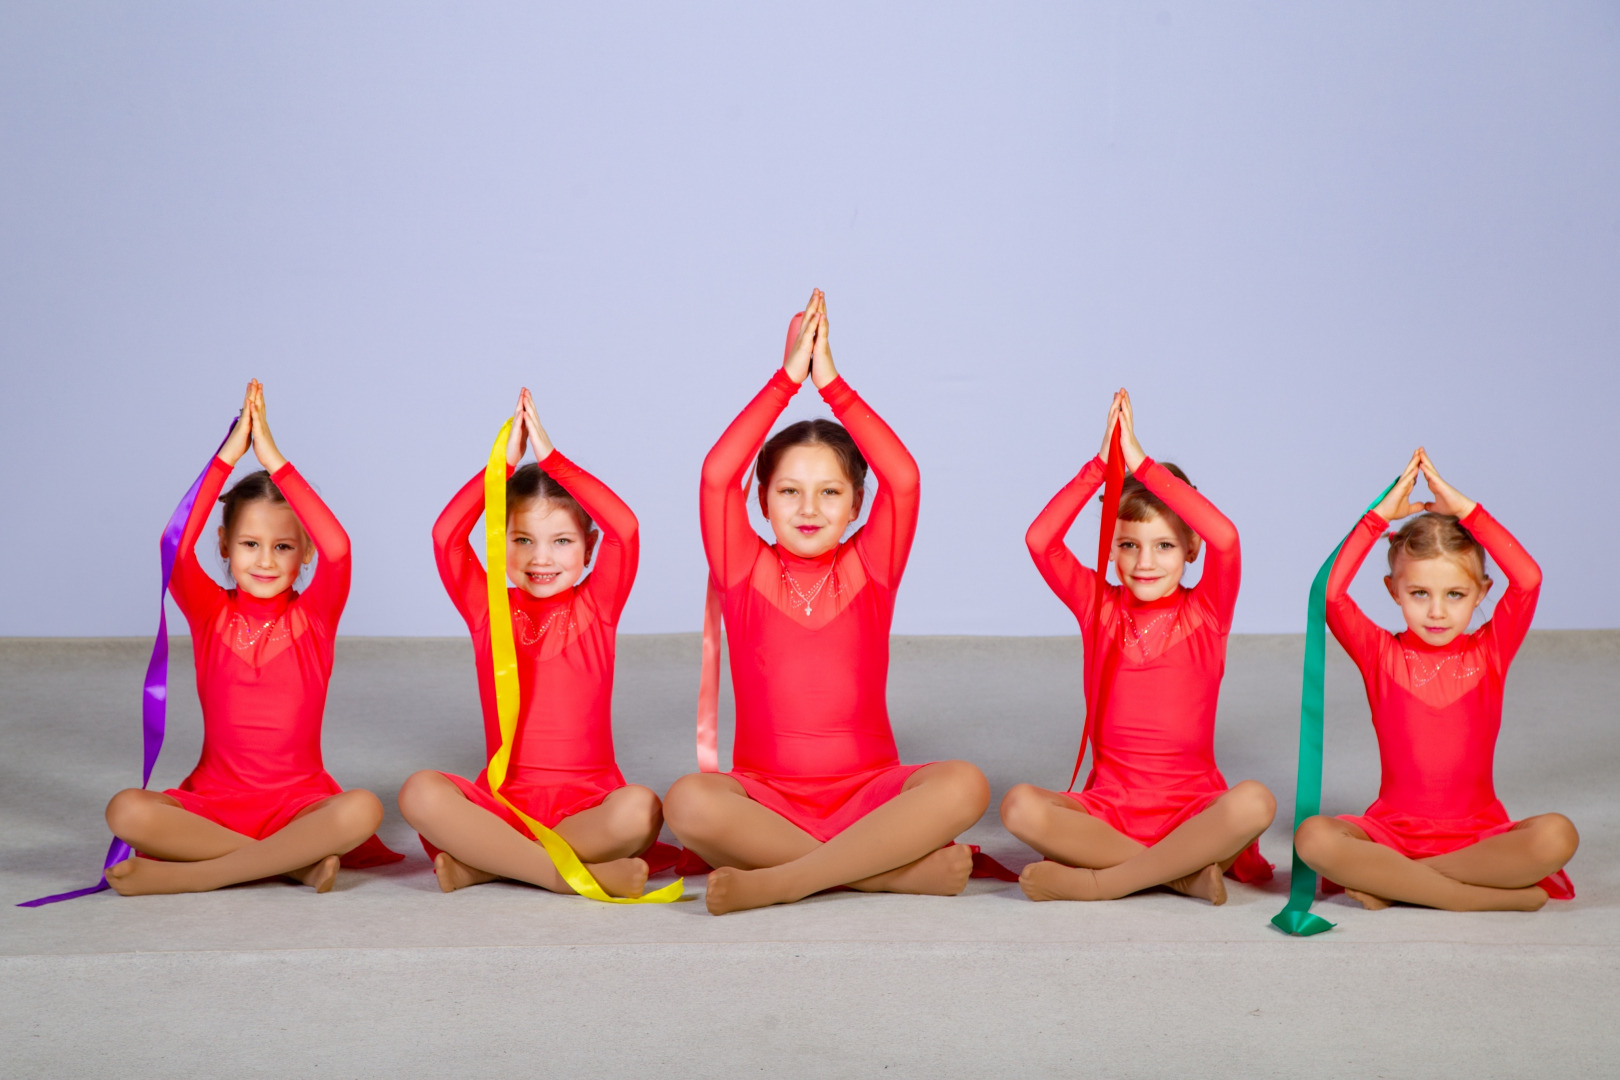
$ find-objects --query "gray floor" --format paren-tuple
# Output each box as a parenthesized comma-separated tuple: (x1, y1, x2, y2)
(2, 633, 1616, 1078)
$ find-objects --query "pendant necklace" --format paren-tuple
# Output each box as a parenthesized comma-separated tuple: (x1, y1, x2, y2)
(782, 560, 837, 616)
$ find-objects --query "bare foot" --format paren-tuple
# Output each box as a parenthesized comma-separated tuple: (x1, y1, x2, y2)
(1345, 888, 1392, 910)
(851, 844, 974, 896)
(105, 857, 194, 896)
(586, 857, 649, 899)
(286, 854, 341, 893)
(705, 866, 794, 915)
(433, 852, 499, 893)
(1019, 860, 1103, 902)
(1166, 863, 1227, 906)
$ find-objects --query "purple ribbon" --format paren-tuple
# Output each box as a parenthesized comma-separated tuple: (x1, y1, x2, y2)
(20, 423, 235, 907)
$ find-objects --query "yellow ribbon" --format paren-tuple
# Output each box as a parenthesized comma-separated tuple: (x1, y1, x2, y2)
(483, 419, 683, 904)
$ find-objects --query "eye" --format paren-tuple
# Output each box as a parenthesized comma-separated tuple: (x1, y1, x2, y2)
(778, 485, 798, 496)
(240, 540, 257, 549)
(1118, 540, 1136, 551)
(275, 543, 295, 552)
(823, 487, 842, 497)
(1447, 590, 1465, 600)
(1410, 589, 1427, 598)
(556, 537, 572, 546)
(514, 537, 531, 546)
(1157, 541, 1176, 552)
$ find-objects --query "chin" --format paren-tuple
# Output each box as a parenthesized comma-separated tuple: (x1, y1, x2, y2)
(1411, 626, 1464, 647)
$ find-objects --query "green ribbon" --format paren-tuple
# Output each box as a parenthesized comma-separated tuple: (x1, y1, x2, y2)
(1271, 478, 1397, 937)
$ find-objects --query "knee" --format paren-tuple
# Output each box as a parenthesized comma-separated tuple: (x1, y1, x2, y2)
(933, 760, 990, 820)
(333, 789, 385, 838)
(397, 770, 450, 826)
(610, 785, 664, 837)
(662, 774, 721, 841)
(1224, 780, 1277, 836)
(104, 789, 152, 839)
(999, 783, 1049, 841)
(1292, 815, 1340, 869)
(1529, 814, 1579, 867)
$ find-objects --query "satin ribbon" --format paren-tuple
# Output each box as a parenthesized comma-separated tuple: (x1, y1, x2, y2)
(1270, 478, 1399, 936)
(696, 312, 806, 773)
(1066, 423, 1125, 792)
(483, 421, 682, 904)
(21, 421, 237, 907)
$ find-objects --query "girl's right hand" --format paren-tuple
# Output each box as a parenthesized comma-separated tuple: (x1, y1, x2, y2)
(1373, 448, 1427, 522)
(505, 388, 529, 468)
(217, 381, 255, 466)
(782, 288, 823, 385)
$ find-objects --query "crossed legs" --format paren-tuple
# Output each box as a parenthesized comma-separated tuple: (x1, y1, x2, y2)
(1001, 780, 1276, 904)
(663, 760, 991, 914)
(102, 787, 384, 895)
(1294, 813, 1577, 912)
(396, 771, 660, 899)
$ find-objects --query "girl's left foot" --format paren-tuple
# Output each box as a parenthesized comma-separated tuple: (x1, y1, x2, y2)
(852, 844, 974, 896)
(1166, 863, 1227, 905)
(1019, 860, 1103, 901)
(433, 852, 498, 893)
(704, 866, 792, 915)
(286, 854, 341, 893)
(586, 857, 649, 899)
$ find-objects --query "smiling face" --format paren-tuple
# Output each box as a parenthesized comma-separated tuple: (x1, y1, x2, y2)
(763, 443, 862, 559)
(507, 499, 597, 599)
(217, 499, 313, 599)
(1111, 512, 1199, 603)
(1384, 553, 1491, 646)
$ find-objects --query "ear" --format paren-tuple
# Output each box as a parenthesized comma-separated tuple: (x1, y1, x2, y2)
(584, 527, 601, 566)
(1476, 575, 1493, 605)
(850, 487, 865, 520)
(1384, 574, 1399, 602)
(1185, 535, 1202, 564)
(217, 524, 229, 560)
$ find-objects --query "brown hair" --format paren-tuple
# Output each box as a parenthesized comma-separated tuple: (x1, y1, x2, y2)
(1101, 462, 1197, 550)
(754, 419, 868, 514)
(508, 464, 593, 535)
(1386, 512, 1488, 584)
(218, 470, 290, 540)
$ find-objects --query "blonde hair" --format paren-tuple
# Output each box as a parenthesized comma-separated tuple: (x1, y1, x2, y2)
(1386, 512, 1488, 584)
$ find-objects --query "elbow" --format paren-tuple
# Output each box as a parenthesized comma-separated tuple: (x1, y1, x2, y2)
(1025, 520, 1053, 560)
(700, 453, 740, 497)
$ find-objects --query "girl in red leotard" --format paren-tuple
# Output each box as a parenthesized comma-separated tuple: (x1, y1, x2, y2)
(397, 389, 659, 899)
(1003, 389, 1276, 905)
(1293, 448, 1578, 911)
(104, 380, 398, 895)
(664, 289, 990, 915)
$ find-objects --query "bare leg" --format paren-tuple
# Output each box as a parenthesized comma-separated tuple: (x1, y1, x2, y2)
(666, 762, 990, 915)
(105, 790, 384, 896)
(1007, 781, 1275, 904)
(397, 771, 652, 898)
(1421, 814, 1579, 888)
(1294, 816, 1550, 912)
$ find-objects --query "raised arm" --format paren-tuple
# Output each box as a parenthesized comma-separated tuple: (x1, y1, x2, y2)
(823, 376, 919, 587)
(1135, 457, 1240, 628)
(168, 456, 234, 623)
(1025, 456, 1107, 620)
(1418, 451, 1541, 667)
(540, 448, 639, 624)
(432, 469, 496, 630)
(242, 382, 350, 623)
(700, 371, 799, 589)
(1326, 451, 1424, 670)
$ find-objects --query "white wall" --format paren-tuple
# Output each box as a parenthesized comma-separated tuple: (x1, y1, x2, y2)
(2, 2, 1616, 637)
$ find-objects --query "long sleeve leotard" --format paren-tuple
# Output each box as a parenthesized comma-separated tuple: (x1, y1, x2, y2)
(1326, 504, 1571, 898)
(427, 449, 639, 845)
(1026, 455, 1270, 882)
(700, 370, 925, 841)
(165, 458, 401, 867)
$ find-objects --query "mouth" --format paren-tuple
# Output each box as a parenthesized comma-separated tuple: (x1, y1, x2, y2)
(526, 571, 561, 586)
(796, 525, 823, 536)
(1424, 625, 1450, 635)
(250, 573, 281, 583)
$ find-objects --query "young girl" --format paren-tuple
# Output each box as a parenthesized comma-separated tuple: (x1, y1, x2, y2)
(1292, 448, 1577, 911)
(397, 389, 659, 899)
(104, 380, 400, 895)
(664, 289, 991, 915)
(1003, 389, 1275, 904)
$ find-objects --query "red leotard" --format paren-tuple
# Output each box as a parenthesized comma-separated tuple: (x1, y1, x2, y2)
(1026, 455, 1271, 883)
(427, 449, 638, 847)
(1325, 504, 1573, 899)
(165, 458, 401, 868)
(700, 371, 926, 841)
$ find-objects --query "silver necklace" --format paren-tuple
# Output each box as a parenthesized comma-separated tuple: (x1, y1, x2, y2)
(782, 561, 837, 616)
